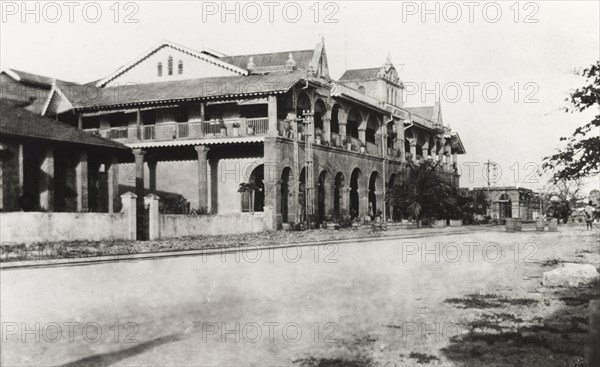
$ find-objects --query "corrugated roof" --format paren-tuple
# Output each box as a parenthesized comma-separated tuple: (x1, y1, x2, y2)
(0, 101, 127, 149)
(222, 50, 314, 71)
(72, 70, 305, 110)
(339, 68, 382, 81)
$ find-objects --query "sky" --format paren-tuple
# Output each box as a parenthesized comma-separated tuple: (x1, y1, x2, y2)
(1, 0, 599, 194)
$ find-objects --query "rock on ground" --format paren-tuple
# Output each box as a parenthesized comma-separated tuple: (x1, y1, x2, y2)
(542, 263, 599, 288)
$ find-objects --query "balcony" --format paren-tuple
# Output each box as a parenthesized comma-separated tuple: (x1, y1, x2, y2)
(84, 118, 270, 143)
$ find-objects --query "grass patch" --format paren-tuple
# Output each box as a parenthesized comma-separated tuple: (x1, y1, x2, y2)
(445, 294, 537, 309)
(293, 357, 371, 367)
(408, 352, 440, 364)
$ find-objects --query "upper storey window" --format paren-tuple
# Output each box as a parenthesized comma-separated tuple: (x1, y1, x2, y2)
(178, 60, 183, 75)
(168, 56, 173, 75)
(157, 62, 163, 77)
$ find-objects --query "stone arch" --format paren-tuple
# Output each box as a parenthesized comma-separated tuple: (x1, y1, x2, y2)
(280, 166, 292, 223)
(428, 135, 435, 158)
(499, 193, 512, 219)
(296, 91, 312, 118)
(334, 172, 345, 217)
(314, 98, 327, 132)
(416, 132, 427, 158)
(436, 139, 442, 158)
(405, 129, 414, 154)
(331, 103, 341, 134)
(386, 120, 398, 149)
(366, 114, 381, 144)
(368, 170, 382, 219)
(346, 107, 362, 140)
(349, 168, 363, 219)
(243, 164, 264, 212)
(317, 170, 328, 222)
(298, 166, 307, 223)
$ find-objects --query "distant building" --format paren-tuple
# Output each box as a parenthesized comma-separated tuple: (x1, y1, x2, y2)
(469, 186, 541, 221)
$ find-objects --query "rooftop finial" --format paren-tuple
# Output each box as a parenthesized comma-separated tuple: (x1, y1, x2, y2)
(247, 56, 255, 71)
(286, 53, 296, 67)
(321, 34, 325, 44)
(386, 52, 392, 65)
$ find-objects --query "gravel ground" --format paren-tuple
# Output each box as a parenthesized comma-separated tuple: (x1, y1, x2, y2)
(0, 223, 598, 366)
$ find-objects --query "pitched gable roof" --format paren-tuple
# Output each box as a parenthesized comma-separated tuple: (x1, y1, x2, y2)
(222, 49, 315, 72)
(0, 101, 126, 149)
(73, 70, 305, 110)
(3, 68, 59, 87)
(404, 106, 435, 121)
(339, 68, 382, 81)
(95, 40, 248, 87)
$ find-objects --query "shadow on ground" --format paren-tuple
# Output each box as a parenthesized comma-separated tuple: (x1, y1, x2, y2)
(440, 280, 600, 367)
(60, 333, 182, 367)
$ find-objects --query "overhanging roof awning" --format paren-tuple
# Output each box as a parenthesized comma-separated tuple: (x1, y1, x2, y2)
(125, 136, 265, 149)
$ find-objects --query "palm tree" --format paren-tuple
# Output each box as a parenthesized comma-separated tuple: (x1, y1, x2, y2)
(387, 160, 457, 227)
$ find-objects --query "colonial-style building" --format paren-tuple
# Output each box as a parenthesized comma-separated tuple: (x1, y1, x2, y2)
(0, 101, 128, 213)
(1, 39, 466, 232)
(469, 186, 541, 221)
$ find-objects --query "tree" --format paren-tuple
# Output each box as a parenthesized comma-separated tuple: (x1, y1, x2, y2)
(540, 178, 582, 222)
(545, 178, 584, 206)
(386, 160, 458, 227)
(543, 61, 600, 181)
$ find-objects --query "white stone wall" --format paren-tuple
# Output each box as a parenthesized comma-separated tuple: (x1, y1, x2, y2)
(0, 212, 129, 244)
(159, 212, 267, 238)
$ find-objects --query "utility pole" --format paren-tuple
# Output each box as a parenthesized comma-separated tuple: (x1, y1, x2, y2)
(381, 119, 390, 224)
(302, 110, 314, 229)
(483, 160, 497, 216)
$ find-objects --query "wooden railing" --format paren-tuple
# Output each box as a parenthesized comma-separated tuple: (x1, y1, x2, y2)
(247, 118, 268, 135)
(88, 117, 270, 142)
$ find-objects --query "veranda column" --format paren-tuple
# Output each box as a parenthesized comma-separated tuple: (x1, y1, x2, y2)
(76, 150, 88, 212)
(195, 145, 209, 211)
(358, 128, 366, 146)
(422, 141, 429, 159)
(264, 181, 280, 229)
(267, 95, 278, 137)
(359, 188, 369, 221)
(107, 155, 118, 213)
(323, 115, 331, 144)
(147, 159, 157, 192)
(444, 145, 452, 171)
(39, 146, 54, 211)
(410, 140, 417, 160)
(375, 190, 384, 218)
(438, 139, 445, 163)
(133, 149, 146, 216)
(209, 158, 219, 213)
(324, 179, 335, 220)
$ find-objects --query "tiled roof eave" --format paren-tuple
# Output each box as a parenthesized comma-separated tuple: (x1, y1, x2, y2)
(0, 131, 127, 150)
(73, 88, 292, 112)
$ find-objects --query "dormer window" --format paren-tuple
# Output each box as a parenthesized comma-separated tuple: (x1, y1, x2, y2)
(168, 56, 173, 75)
(178, 60, 183, 75)
(157, 62, 163, 77)
(358, 86, 366, 94)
